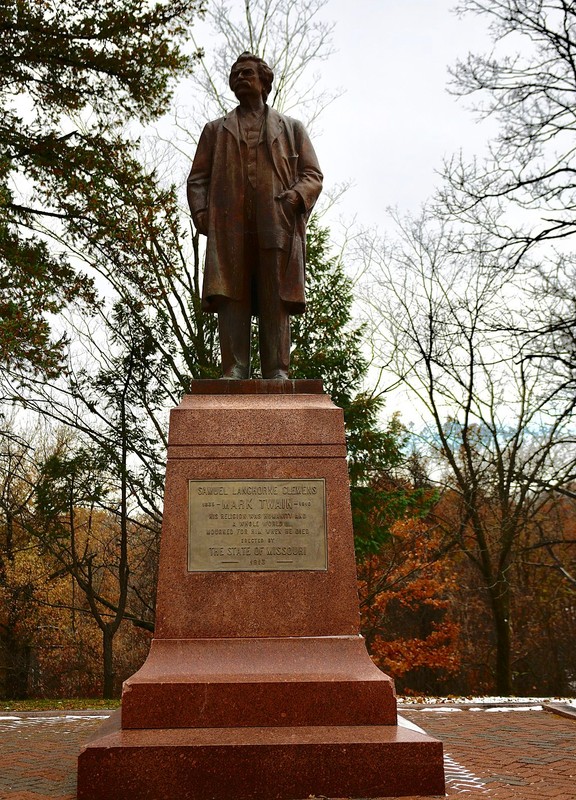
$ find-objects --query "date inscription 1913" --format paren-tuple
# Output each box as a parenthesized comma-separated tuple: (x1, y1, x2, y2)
(188, 478, 327, 572)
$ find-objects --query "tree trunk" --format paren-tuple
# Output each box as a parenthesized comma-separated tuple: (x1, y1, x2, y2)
(102, 626, 115, 699)
(3, 632, 31, 699)
(489, 581, 512, 695)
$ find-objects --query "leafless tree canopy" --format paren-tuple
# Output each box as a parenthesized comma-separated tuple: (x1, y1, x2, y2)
(174, 0, 339, 148)
(440, 0, 576, 261)
(359, 208, 576, 692)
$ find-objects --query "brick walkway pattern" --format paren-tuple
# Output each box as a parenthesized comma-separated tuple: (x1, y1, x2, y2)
(0, 707, 574, 799)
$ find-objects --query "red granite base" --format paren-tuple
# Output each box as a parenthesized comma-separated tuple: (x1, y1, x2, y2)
(121, 636, 397, 728)
(77, 385, 445, 798)
(188, 378, 324, 395)
(78, 711, 445, 800)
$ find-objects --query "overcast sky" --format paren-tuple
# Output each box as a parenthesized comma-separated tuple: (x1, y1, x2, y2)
(309, 0, 494, 228)
(184, 1, 495, 231)
(184, 1, 498, 409)
(293, 1, 496, 408)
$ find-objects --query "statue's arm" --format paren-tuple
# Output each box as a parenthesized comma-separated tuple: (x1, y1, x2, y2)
(292, 122, 323, 213)
(187, 124, 214, 234)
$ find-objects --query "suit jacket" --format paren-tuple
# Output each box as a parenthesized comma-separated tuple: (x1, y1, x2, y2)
(187, 106, 323, 314)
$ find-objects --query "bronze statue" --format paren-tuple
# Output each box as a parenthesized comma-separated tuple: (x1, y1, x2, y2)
(187, 53, 323, 379)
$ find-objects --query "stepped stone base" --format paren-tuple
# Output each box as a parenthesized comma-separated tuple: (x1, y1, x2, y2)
(77, 381, 445, 799)
(78, 711, 445, 800)
(121, 636, 397, 729)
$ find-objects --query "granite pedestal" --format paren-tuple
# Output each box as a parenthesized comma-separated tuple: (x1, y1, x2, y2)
(77, 380, 445, 799)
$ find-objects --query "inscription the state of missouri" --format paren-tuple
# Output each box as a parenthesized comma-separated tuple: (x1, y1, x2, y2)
(188, 478, 327, 572)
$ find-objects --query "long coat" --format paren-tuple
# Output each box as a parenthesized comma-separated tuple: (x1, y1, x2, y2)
(187, 106, 323, 315)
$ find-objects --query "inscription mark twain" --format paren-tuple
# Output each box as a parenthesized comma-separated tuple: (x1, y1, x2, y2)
(188, 479, 327, 572)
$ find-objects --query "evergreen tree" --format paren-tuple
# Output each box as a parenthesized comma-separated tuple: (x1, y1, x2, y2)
(0, 0, 204, 376)
(0, 1, 415, 680)
(292, 218, 416, 556)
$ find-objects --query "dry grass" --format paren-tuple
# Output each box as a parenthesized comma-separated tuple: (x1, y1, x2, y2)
(1, 698, 121, 711)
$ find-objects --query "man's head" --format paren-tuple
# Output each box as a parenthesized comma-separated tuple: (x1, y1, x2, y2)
(229, 52, 274, 102)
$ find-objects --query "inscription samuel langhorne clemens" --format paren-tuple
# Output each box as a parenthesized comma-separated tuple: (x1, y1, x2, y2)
(188, 479, 327, 572)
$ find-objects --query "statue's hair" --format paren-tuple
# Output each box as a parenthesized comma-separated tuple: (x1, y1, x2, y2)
(229, 52, 274, 102)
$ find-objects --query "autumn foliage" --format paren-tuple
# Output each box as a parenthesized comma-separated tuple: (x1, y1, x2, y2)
(358, 517, 461, 694)
(0, 432, 156, 699)
(0, 546, 151, 698)
(0, 508, 154, 699)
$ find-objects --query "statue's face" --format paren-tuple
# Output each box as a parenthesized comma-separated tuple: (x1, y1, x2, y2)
(230, 60, 263, 101)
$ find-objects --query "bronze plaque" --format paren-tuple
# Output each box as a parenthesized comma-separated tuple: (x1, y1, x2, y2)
(188, 479, 327, 572)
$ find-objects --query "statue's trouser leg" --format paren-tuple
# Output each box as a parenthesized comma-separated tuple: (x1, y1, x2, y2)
(257, 248, 291, 379)
(218, 299, 251, 379)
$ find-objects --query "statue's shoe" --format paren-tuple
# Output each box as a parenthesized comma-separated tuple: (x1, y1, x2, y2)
(263, 370, 289, 380)
(221, 365, 249, 379)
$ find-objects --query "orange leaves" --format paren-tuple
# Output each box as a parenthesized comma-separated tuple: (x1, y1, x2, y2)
(358, 516, 461, 692)
(370, 622, 461, 678)
(0, 539, 151, 698)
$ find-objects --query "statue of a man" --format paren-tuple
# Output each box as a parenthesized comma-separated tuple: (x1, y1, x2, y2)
(187, 52, 323, 379)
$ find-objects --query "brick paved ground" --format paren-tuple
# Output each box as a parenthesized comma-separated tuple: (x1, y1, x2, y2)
(0, 706, 574, 799)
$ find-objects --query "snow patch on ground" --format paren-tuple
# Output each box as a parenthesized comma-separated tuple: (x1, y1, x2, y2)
(444, 752, 489, 793)
(397, 714, 427, 733)
(418, 706, 464, 712)
(398, 695, 575, 705)
(0, 714, 110, 723)
(471, 705, 542, 712)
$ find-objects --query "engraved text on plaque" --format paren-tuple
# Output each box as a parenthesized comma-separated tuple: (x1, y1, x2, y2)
(188, 479, 327, 572)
